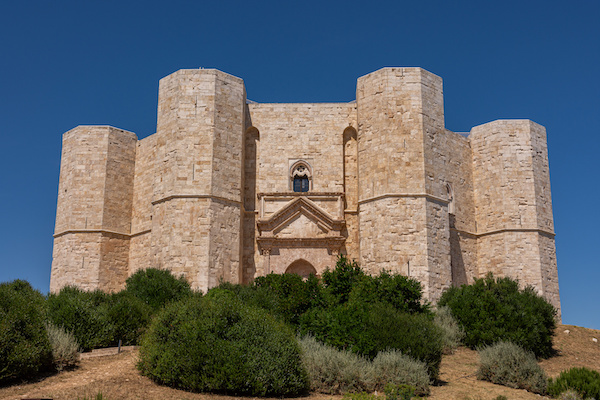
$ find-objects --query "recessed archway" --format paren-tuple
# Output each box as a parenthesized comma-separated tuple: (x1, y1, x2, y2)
(285, 259, 317, 280)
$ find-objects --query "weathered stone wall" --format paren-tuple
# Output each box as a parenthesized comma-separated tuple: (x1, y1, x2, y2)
(358, 197, 428, 278)
(129, 134, 157, 274)
(246, 102, 357, 275)
(51, 233, 103, 291)
(150, 197, 211, 290)
(248, 103, 356, 194)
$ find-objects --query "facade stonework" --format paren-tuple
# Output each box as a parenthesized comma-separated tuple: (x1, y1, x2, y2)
(50, 67, 561, 316)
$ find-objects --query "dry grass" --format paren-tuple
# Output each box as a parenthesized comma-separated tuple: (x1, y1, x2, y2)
(0, 324, 598, 400)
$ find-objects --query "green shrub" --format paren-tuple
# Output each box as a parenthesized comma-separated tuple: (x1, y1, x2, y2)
(384, 383, 416, 400)
(125, 268, 192, 311)
(548, 367, 600, 399)
(0, 280, 52, 382)
(349, 270, 429, 314)
(477, 341, 547, 394)
(342, 393, 378, 400)
(299, 335, 374, 394)
(46, 322, 80, 371)
(300, 301, 443, 379)
(214, 273, 324, 326)
(373, 350, 430, 395)
(138, 292, 309, 396)
(322, 255, 365, 305)
(47, 286, 113, 351)
(105, 292, 152, 346)
(434, 305, 464, 353)
(438, 273, 556, 358)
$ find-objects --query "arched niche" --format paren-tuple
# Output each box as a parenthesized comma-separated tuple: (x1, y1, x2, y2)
(285, 259, 317, 280)
(343, 126, 358, 210)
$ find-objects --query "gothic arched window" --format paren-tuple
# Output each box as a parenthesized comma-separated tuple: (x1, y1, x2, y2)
(290, 161, 312, 192)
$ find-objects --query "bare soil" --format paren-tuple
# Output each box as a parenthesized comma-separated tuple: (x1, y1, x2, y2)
(1, 324, 598, 400)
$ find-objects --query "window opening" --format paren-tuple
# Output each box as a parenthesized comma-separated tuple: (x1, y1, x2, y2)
(291, 162, 312, 192)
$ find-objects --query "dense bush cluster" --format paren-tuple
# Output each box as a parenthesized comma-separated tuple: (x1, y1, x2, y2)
(138, 291, 309, 396)
(214, 255, 442, 379)
(438, 273, 556, 358)
(0, 280, 52, 383)
(124, 268, 192, 311)
(477, 341, 548, 394)
(548, 367, 600, 399)
(47, 268, 189, 351)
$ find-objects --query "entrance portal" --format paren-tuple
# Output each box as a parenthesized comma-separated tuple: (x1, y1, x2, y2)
(285, 259, 317, 280)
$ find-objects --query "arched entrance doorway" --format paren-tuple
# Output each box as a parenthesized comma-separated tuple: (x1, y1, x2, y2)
(285, 259, 317, 280)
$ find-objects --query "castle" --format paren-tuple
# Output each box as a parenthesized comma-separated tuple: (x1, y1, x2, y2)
(50, 67, 561, 314)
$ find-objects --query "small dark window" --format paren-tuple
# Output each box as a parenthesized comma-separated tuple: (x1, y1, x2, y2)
(293, 176, 310, 192)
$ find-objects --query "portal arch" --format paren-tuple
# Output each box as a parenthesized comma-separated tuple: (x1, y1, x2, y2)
(285, 259, 317, 279)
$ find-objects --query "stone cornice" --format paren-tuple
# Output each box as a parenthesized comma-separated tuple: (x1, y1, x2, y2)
(257, 192, 344, 200)
(151, 194, 242, 206)
(451, 227, 556, 238)
(53, 229, 130, 239)
(358, 193, 449, 205)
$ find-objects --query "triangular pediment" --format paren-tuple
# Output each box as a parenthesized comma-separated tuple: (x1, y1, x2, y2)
(257, 197, 344, 237)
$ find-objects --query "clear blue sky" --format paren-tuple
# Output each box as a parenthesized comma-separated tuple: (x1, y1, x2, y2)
(1, 1, 598, 329)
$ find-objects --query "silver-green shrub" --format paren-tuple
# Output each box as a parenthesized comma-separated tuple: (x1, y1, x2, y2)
(46, 322, 80, 371)
(434, 305, 464, 353)
(477, 341, 547, 394)
(299, 336, 430, 395)
(299, 335, 373, 394)
(372, 349, 430, 395)
(558, 390, 584, 400)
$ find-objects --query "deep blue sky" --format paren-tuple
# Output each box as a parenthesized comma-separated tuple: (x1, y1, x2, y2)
(1, 1, 598, 329)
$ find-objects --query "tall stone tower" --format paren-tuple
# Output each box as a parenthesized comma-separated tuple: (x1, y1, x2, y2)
(51, 69, 246, 293)
(470, 120, 559, 308)
(356, 68, 451, 302)
(51, 126, 137, 291)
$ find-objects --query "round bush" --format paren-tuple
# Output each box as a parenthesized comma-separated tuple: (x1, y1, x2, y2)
(47, 286, 113, 351)
(477, 341, 547, 394)
(0, 280, 52, 382)
(105, 292, 152, 346)
(125, 268, 192, 311)
(438, 273, 556, 358)
(548, 367, 600, 399)
(138, 291, 309, 396)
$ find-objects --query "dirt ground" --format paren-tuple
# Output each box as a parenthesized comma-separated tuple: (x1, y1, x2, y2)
(1, 324, 598, 400)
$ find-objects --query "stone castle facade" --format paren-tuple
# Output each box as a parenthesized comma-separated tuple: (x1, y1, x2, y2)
(50, 67, 561, 314)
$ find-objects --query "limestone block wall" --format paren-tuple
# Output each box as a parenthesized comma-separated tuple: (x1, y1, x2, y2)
(246, 102, 357, 276)
(51, 126, 137, 292)
(128, 134, 157, 274)
(248, 103, 357, 194)
(359, 197, 428, 278)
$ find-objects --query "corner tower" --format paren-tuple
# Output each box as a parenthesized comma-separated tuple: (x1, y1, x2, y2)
(356, 67, 451, 303)
(470, 120, 560, 315)
(133, 69, 246, 292)
(50, 126, 137, 292)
